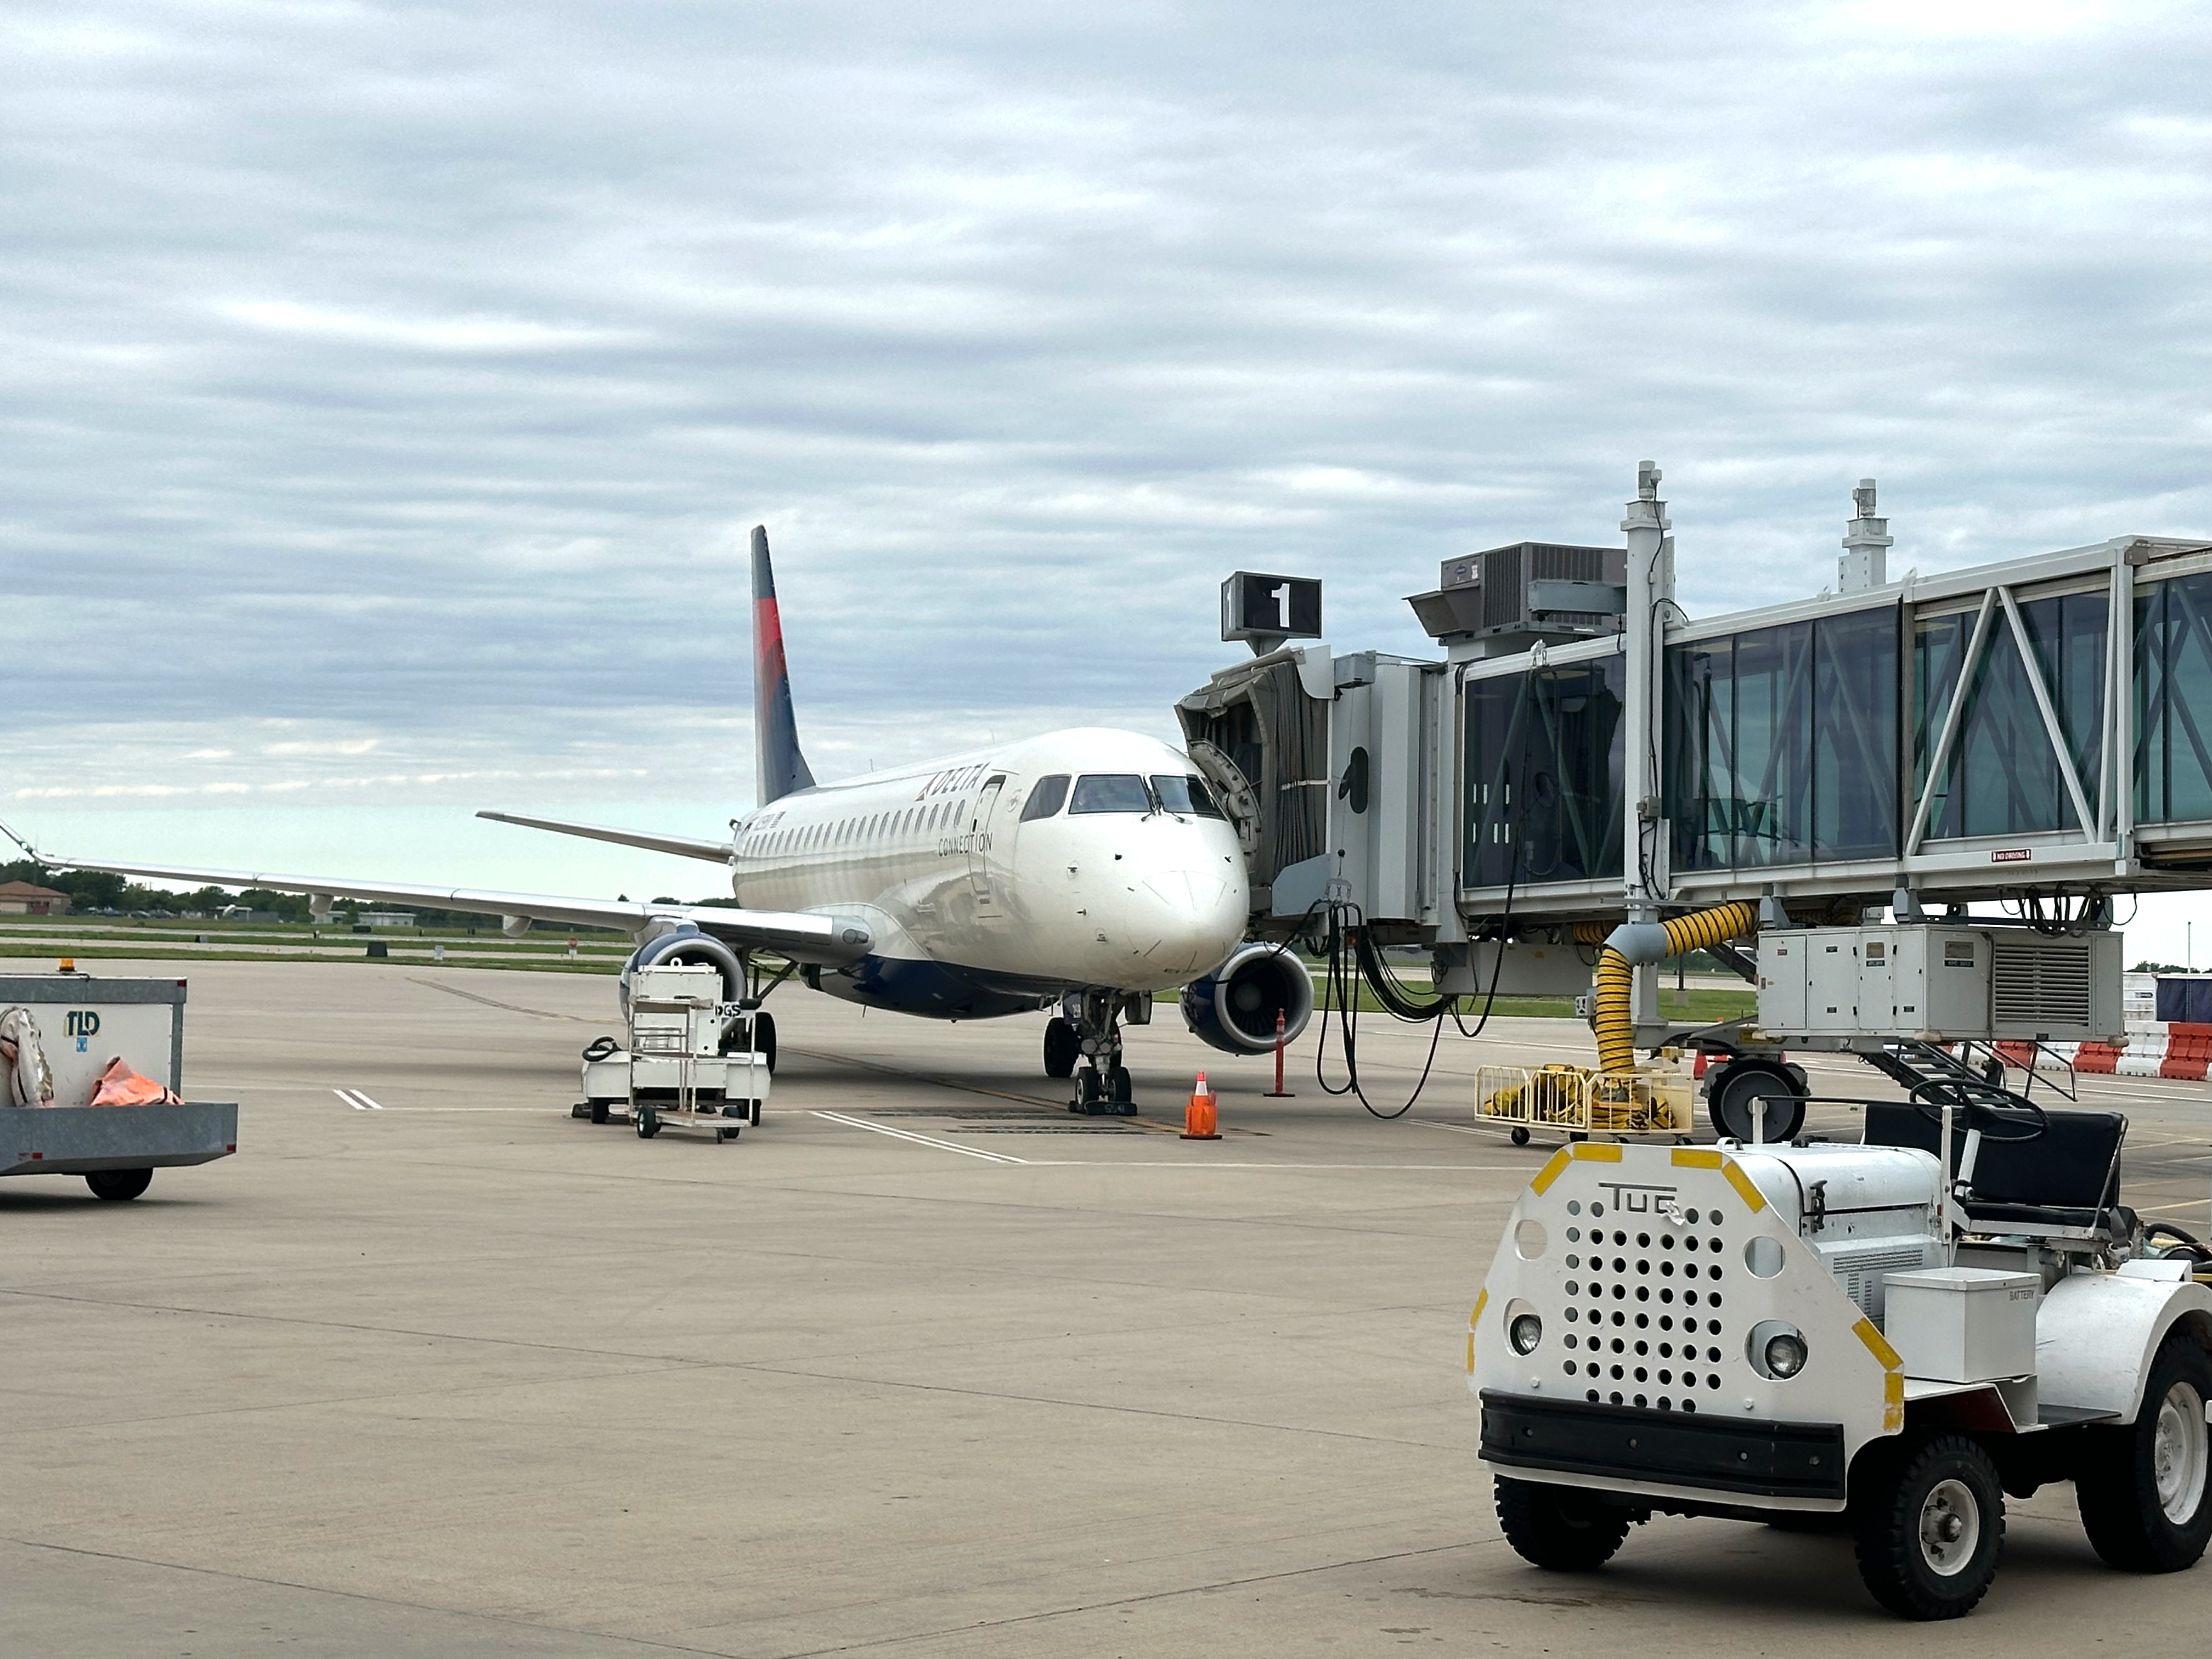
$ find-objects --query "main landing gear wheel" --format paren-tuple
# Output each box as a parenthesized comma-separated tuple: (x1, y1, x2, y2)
(1852, 1432, 2004, 1620)
(2076, 1334, 2212, 1572)
(1042, 1016, 1080, 1080)
(1706, 1059, 1807, 1143)
(1494, 1476, 1636, 1571)
(1107, 1065, 1134, 1113)
(634, 1106, 660, 1139)
(86, 1168, 153, 1201)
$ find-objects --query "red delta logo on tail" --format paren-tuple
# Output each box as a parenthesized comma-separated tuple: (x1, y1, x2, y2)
(749, 526, 816, 805)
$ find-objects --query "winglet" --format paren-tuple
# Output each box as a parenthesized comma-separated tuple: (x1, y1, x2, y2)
(751, 526, 816, 805)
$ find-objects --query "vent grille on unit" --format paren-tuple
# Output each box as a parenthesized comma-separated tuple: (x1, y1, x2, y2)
(1483, 544, 1523, 629)
(1990, 939, 2093, 1029)
(1822, 1243, 1931, 1319)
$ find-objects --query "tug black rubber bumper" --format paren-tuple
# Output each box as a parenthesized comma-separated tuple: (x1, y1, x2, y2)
(1481, 1391, 1847, 1500)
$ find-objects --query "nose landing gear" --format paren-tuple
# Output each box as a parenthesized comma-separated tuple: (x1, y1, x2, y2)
(1060, 990, 1137, 1115)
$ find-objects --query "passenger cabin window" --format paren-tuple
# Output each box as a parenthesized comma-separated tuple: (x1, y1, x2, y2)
(1070, 774, 1152, 814)
(1022, 775, 1071, 820)
(1152, 774, 1224, 819)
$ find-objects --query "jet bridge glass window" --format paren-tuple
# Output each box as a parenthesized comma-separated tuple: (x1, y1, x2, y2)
(1151, 774, 1226, 818)
(1022, 775, 1071, 820)
(1070, 774, 1152, 814)
(2135, 571, 2212, 825)
(1914, 590, 2105, 840)
(1666, 603, 1900, 871)
(1463, 654, 1626, 888)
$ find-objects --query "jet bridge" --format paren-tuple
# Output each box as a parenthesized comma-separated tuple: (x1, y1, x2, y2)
(1177, 468, 2212, 1026)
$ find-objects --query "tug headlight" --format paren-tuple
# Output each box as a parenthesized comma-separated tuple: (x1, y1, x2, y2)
(1748, 1319, 1809, 1380)
(1509, 1313, 1543, 1355)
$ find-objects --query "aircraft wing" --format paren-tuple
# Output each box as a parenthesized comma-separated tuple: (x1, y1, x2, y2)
(475, 811, 734, 863)
(2, 834, 869, 965)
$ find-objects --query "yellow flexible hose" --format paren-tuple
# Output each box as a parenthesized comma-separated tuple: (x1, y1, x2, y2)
(1593, 900, 1759, 1073)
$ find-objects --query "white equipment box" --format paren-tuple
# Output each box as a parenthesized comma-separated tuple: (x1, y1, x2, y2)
(578, 965, 769, 1142)
(1882, 1265, 2040, 1383)
(1757, 925, 2122, 1043)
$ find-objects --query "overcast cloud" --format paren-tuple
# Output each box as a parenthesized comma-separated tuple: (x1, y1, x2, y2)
(5, 2, 2210, 921)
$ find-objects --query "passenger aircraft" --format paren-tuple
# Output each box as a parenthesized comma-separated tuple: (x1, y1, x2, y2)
(12, 530, 1307, 1110)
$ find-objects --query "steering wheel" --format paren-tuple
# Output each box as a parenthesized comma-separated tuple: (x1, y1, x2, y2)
(1908, 1082, 2047, 1143)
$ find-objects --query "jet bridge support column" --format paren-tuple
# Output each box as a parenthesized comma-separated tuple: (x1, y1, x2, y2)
(1620, 462, 1673, 1028)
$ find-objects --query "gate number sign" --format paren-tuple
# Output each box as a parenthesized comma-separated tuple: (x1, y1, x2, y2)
(1221, 572, 1322, 644)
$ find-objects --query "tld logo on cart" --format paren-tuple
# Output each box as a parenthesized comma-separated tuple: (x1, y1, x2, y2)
(1595, 1180, 1679, 1216)
(64, 1009, 100, 1053)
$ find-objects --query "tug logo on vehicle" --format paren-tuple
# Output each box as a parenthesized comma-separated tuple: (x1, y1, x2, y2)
(65, 1010, 100, 1053)
(1595, 1180, 1679, 1216)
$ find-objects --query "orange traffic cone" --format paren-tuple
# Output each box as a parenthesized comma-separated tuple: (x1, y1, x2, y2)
(1182, 1071, 1221, 1141)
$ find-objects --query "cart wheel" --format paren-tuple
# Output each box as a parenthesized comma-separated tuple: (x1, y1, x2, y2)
(1494, 1475, 1635, 1571)
(1852, 1432, 2004, 1620)
(634, 1107, 659, 1139)
(2076, 1333, 2212, 1572)
(1510, 1126, 1531, 1147)
(86, 1168, 153, 1202)
(716, 1127, 738, 1143)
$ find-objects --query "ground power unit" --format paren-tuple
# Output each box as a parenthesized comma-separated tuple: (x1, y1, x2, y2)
(1756, 926, 2124, 1044)
(577, 964, 770, 1142)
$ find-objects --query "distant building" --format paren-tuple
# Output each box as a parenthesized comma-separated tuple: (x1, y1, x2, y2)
(0, 881, 71, 916)
(360, 911, 417, 929)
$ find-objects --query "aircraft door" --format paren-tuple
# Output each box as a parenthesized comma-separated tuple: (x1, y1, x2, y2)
(966, 776, 1005, 913)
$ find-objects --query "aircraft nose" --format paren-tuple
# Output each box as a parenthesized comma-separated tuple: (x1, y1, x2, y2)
(1135, 861, 1246, 977)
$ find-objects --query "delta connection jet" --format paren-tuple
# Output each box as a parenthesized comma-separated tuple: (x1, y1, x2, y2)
(13, 531, 1315, 1110)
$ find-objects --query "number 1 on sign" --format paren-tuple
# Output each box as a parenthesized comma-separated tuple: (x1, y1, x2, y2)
(1271, 582, 1290, 629)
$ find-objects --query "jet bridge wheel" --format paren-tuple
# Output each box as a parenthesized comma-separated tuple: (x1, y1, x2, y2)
(1706, 1059, 1806, 1143)
(1042, 1017, 1080, 1079)
(1850, 1432, 2005, 1621)
(1493, 1476, 1637, 1571)
(2075, 1334, 2212, 1573)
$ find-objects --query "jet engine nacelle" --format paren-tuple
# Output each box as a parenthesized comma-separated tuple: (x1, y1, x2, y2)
(1181, 942, 1314, 1056)
(621, 924, 744, 1015)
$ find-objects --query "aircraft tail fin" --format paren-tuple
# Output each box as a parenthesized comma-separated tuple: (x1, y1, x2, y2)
(751, 525, 816, 805)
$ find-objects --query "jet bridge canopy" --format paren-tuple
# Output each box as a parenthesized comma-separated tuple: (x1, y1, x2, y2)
(1181, 490, 2212, 941)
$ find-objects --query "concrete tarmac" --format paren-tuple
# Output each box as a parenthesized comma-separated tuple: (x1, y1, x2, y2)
(2, 960, 2207, 1657)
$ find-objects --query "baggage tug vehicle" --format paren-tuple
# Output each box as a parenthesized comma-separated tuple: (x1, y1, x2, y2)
(1468, 1104, 2212, 1619)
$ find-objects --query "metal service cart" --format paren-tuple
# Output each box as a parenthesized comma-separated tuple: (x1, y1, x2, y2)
(0, 972, 237, 1200)
(575, 964, 770, 1142)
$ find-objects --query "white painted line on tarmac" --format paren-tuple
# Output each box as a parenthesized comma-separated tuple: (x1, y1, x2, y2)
(811, 1110, 1029, 1164)
(334, 1088, 383, 1110)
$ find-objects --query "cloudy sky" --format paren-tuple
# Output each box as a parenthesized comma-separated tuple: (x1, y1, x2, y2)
(5, 2, 2211, 945)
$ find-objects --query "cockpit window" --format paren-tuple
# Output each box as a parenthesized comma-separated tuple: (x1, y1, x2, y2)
(1021, 774, 1071, 820)
(1069, 774, 1152, 814)
(1151, 774, 1224, 819)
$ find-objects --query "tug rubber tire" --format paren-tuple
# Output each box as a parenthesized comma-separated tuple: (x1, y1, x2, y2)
(753, 1012, 777, 1076)
(1707, 1060, 1807, 1143)
(1493, 1476, 1634, 1572)
(85, 1168, 153, 1201)
(1043, 1017, 1080, 1080)
(2075, 1335, 2212, 1572)
(1850, 1432, 2004, 1621)
(589, 1100, 611, 1125)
